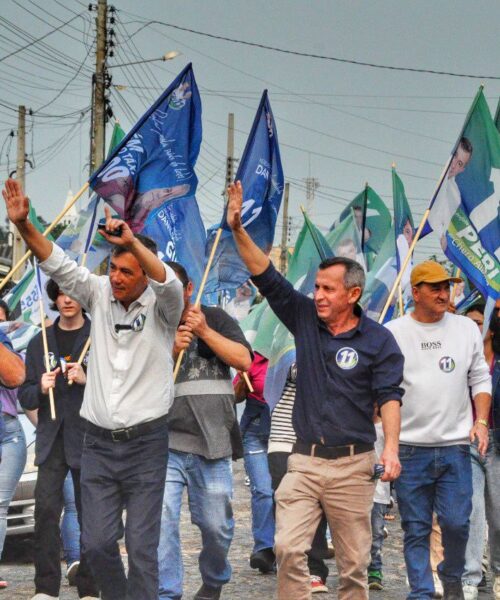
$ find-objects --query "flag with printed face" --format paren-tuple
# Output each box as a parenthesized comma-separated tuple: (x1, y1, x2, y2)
(332, 185, 391, 265)
(392, 167, 415, 297)
(326, 209, 366, 271)
(425, 89, 500, 300)
(203, 90, 284, 295)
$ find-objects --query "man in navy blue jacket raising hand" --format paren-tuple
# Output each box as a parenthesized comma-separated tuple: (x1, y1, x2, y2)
(226, 181, 405, 600)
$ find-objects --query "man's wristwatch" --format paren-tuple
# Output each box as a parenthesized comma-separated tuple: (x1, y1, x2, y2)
(475, 418, 488, 428)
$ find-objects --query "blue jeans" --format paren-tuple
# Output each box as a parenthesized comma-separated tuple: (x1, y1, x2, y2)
(61, 472, 80, 567)
(242, 417, 275, 553)
(158, 450, 234, 600)
(463, 433, 500, 586)
(0, 415, 26, 557)
(395, 444, 472, 600)
(369, 502, 387, 573)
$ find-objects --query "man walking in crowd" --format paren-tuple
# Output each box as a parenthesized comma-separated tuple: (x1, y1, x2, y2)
(18, 280, 98, 600)
(2, 178, 184, 600)
(234, 351, 276, 575)
(158, 262, 252, 600)
(226, 180, 405, 600)
(385, 261, 491, 600)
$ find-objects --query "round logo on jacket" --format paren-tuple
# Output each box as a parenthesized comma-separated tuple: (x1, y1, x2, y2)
(47, 352, 58, 370)
(439, 356, 455, 373)
(335, 347, 359, 370)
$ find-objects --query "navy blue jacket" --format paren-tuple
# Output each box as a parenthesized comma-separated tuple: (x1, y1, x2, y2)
(252, 263, 404, 446)
(18, 317, 91, 468)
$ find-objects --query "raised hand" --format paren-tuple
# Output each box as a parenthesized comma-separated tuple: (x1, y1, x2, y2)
(99, 205, 135, 247)
(226, 181, 244, 231)
(2, 178, 30, 226)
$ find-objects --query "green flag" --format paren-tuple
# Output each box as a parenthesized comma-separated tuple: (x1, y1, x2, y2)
(392, 167, 414, 296)
(495, 98, 500, 133)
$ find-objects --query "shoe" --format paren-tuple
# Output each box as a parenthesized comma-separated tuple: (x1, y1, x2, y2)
(477, 573, 487, 589)
(433, 572, 444, 598)
(461, 585, 478, 600)
(193, 583, 222, 600)
(66, 560, 80, 587)
(249, 547, 276, 574)
(31, 595, 59, 600)
(383, 526, 389, 539)
(0, 579, 7, 589)
(368, 570, 384, 590)
(494, 574, 500, 600)
(310, 575, 328, 593)
(442, 581, 465, 600)
(80, 597, 100, 599)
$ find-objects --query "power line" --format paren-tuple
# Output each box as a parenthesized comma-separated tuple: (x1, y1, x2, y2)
(124, 18, 500, 80)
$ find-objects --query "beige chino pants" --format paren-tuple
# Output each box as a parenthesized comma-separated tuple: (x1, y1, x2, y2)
(275, 450, 376, 600)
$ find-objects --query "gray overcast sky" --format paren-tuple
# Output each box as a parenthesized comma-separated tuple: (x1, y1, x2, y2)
(1, 0, 499, 263)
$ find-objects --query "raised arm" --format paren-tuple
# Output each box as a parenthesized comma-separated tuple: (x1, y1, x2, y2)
(227, 181, 270, 276)
(100, 206, 167, 283)
(2, 178, 53, 261)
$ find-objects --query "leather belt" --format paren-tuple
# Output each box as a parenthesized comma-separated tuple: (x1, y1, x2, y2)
(84, 415, 168, 443)
(293, 441, 374, 460)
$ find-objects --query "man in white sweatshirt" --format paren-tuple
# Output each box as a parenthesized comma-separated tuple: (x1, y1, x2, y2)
(385, 261, 491, 600)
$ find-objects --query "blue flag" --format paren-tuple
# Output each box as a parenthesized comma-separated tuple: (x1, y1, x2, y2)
(88, 64, 205, 289)
(203, 90, 284, 295)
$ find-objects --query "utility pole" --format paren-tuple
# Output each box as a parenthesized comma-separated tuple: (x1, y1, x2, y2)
(279, 183, 290, 274)
(89, 0, 108, 176)
(224, 113, 237, 205)
(304, 177, 319, 217)
(9, 106, 26, 282)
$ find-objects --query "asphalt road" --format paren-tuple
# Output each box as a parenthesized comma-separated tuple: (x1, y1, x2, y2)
(0, 461, 491, 599)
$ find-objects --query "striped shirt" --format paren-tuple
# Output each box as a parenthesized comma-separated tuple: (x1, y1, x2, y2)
(268, 379, 297, 453)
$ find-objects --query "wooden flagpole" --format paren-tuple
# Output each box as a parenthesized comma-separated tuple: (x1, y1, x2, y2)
(38, 299, 56, 420)
(0, 182, 90, 292)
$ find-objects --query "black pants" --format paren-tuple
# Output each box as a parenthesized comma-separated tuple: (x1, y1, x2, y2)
(80, 423, 169, 600)
(268, 451, 330, 582)
(34, 430, 99, 597)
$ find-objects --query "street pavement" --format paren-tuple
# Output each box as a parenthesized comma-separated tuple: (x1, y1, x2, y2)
(0, 460, 490, 599)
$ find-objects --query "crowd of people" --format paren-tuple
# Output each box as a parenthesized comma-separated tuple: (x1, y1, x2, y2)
(0, 177, 498, 600)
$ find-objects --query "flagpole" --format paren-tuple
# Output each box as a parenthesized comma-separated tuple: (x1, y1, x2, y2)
(299, 205, 329, 261)
(172, 225, 254, 392)
(68, 336, 91, 386)
(398, 284, 404, 316)
(39, 302, 56, 420)
(0, 182, 90, 292)
(378, 208, 430, 324)
(450, 268, 462, 304)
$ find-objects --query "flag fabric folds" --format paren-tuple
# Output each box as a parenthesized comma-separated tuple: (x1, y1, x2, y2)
(392, 167, 414, 297)
(203, 90, 284, 295)
(426, 89, 500, 301)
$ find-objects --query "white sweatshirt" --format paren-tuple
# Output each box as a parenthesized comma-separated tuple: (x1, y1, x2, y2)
(385, 312, 491, 446)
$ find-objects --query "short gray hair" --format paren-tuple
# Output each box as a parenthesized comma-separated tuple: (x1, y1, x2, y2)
(318, 257, 365, 292)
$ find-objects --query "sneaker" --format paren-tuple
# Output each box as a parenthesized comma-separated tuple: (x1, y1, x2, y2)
(310, 575, 328, 593)
(433, 572, 444, 598)
(80, 597, 100, 600)
(66, 561, 80, 587)
(368, 570, 384, 590)
(477, 573, 487, 589)
(326, 541, 335, 559)
(462, 584, 478, 600)
(193, 583, 222, 600)
(493, 575, 500, 600)
(383, 526, 389, 539)
(249, 547, 276, 574)
(0, 579, 7, 589)
(31, 595, 59, 600)
(442, 581, 465, 599)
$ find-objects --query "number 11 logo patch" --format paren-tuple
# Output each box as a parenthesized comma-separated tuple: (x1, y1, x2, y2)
(439, 356, 455, 373)
(336, 347, 359, 370)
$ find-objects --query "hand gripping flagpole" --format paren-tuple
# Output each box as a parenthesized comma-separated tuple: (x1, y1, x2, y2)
(172, 211, 254, 393)
(0, 182, 90, 293)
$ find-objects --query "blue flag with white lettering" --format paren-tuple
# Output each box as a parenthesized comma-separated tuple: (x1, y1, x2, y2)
(89, 64, 206, 288)
(203, 90, 284, 295)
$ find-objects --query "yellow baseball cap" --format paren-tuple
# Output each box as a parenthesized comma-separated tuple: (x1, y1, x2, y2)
(410, 261, 463, 287)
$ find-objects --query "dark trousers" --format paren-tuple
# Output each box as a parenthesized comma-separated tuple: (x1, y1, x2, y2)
(268, 451, 330, 582)
(80, 423, 169, 600)
(34, 430, 98, 598)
